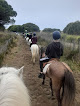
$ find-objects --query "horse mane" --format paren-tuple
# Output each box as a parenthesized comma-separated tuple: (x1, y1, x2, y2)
(0, 67, 31, 106)
(40, 47, 46, 58)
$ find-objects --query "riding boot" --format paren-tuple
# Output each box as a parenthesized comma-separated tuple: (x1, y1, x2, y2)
(40, 61, 43, 72)
(38, 61, 43, 78)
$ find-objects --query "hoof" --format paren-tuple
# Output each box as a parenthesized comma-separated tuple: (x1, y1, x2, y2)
(42, 82, 44, 85)
(38, 73, 43, 78)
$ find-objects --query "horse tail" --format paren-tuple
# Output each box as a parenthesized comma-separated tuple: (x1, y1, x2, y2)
(32, 53, 36, 64)
(62, 70, 75, 106)
(31, 45, 36, 64)
(32, 49, 36, 64)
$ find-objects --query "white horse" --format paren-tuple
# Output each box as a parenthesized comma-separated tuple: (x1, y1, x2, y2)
(31, 44, 39, 64)
(26, 37, 30, 45)
(28, 39, 32, 46)
(0, 66, 31, 106)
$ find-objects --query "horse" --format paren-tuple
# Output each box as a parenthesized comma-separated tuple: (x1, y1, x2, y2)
(26, 37, 29, 43)
(28, 39, 32, 45)
(31, 44, 39, 64)
(40, 47, 75, 106)
(0, 66, 31, 106)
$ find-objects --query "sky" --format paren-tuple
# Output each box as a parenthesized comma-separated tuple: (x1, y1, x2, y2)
(6, 0, 80, 31)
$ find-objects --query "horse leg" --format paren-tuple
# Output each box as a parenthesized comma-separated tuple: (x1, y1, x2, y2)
(42, 74, 45, 85)
(55, 89, 61, 106)
(50, 78, 53, 96)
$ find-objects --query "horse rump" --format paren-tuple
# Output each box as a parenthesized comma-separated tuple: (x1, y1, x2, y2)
(31, 44, 39, 64)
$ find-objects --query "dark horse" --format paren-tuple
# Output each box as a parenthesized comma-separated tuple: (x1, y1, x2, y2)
(40, 47, 75, 106)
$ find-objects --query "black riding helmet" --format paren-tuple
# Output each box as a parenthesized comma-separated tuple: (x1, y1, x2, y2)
(33, 32, 36, 36)
(53, 31, 61, 40)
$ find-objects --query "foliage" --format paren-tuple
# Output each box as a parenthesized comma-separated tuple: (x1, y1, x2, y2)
(8, 25, 24, 32)
(65, 49, 78, 60)
(63, 21, 80, 35)
(37, 36, 50, 46)
(0, 0, 17, 30)
(61, 33, 80, 43)
(0, 31, 17, 66)
(42, 28, 61, 32)
(8, 23, 40, 32)
(61, 47, 80, 71)
(0, 31, 15, 45)
(0, 24, 5, 31)
(22, 23, 40, 32)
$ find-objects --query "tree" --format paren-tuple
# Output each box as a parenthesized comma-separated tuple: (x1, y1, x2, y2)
(63, 21, 80, 35)
(8, 23, 40, 32)
(8, 25, 24, 32)
(42, 28, 61, 32)
(0, 0, 17, 30)
(22, 23, 40, 32)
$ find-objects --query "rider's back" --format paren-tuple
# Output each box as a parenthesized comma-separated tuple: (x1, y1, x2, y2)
(31, 36, 37, 44)
(45, 41, 63, 59)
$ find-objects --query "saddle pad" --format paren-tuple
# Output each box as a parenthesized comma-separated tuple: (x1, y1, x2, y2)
(43, 63, 51, 74)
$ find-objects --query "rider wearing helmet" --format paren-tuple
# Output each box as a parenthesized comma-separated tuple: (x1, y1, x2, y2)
(38, 31, 63, 78)
(30, 32, 37, 47)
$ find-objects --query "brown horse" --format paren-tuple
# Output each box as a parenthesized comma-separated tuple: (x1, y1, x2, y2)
(40, 47, 75, 106)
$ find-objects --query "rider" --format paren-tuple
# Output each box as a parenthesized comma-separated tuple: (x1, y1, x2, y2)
(29, 32, 32, 40)
(30, 32, 37, 47)
(27, 33, 29, 38)
(38, 31, 64, 78)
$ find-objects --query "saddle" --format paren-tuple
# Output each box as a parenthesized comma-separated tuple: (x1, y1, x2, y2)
(43, 58, 73, 74)
(43, 58, 59, 68)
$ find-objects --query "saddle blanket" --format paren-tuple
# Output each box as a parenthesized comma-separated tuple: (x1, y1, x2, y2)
(43, 63, 51, 74)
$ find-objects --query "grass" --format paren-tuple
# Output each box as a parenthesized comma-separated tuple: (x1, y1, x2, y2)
(59, 47, 80, 71)
(37, 36, 50, 47)
(0, 31, 17, 66)
(0, 31, 16, 45)
(61, 33, 80, 43)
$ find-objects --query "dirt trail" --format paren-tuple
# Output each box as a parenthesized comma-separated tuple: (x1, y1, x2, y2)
(2, 36, 80, 106)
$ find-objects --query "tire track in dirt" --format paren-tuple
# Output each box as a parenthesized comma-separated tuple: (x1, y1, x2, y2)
(2, 36, 80, 106)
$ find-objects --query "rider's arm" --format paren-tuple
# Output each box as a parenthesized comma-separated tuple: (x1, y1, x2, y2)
(60, 43, 64, 56)
(45, 45, 50, 56)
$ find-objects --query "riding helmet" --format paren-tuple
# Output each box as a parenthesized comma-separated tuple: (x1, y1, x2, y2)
(33, 32, 36, 36)
(53, 31, 61, 40)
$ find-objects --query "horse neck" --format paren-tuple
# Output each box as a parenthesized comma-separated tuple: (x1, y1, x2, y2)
(40, 47, 46, 58)
(42, 52, 46, 58)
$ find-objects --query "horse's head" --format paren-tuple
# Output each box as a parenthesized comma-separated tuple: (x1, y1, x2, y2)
(40, 47, 46, 58)
(0, 66, 24, 81)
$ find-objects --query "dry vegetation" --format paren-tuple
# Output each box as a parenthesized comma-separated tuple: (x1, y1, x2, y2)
(0, 31, 17, 66)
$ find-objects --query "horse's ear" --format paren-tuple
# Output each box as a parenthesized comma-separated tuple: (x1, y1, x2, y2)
(18, 66, 24, 77)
